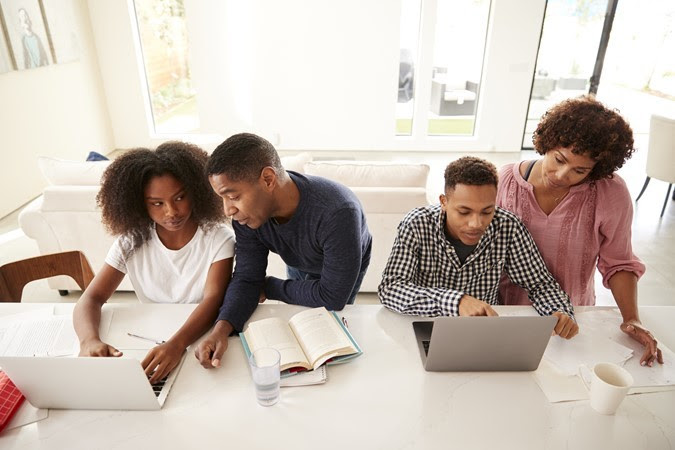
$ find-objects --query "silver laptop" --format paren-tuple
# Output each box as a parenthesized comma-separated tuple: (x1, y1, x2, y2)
(0, 349, 186, 410)
(412, 316, 556, 371)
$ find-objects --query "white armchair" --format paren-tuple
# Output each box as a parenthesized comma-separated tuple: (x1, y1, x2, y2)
(635, 114, 675, 217)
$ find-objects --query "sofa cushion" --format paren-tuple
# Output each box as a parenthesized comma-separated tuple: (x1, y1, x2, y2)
(41, 186, 101, 211)
(304, 161, 429, 188)
(38, 156, 110, 186)
(351, 187, 428, 213)
(280, 152, 312, 174)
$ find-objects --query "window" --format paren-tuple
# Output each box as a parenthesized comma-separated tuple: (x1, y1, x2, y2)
(428, 0, 490, 136)
(133, 0, 199, 134)
(524, 0, 675, 148)
(396, 0, 491, 137)
(395, 0, 422, 136)
(596, 0, 675, 136)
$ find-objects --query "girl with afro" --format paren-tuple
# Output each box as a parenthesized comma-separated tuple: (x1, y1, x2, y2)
(74, 141, 234, 383)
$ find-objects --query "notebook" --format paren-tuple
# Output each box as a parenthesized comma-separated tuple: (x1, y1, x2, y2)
(0, 349, 186, 411)
(412, 316, 557, 371)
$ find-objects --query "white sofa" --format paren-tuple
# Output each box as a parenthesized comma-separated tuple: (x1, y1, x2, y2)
(19, 155, 430, 294)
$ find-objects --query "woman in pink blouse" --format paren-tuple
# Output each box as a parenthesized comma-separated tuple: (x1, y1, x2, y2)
(497, 96, 662, 366)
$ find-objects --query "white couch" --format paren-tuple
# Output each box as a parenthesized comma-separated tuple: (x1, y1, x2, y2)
(19, 155, 430, 294)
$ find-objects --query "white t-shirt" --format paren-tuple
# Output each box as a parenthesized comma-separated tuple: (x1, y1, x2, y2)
(105, 224, 235, 304)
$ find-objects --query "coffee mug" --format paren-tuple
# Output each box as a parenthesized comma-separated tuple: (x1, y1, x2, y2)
(579, 362, 633, 415)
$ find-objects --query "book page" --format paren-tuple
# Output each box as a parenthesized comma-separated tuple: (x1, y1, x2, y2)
(289, 308, 356, 369)
(244, 317, 311, 371)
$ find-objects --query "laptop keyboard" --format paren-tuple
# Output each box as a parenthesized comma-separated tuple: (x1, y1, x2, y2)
(422, 340, 430, 356)
(148, 374, 169, 397)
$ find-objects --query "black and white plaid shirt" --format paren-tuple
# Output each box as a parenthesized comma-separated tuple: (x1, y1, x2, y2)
(378, 204, 575, 318)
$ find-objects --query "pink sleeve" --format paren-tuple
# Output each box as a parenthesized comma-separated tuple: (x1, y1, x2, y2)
(496, 164, 515, 209)
(596, 177, 646, 287)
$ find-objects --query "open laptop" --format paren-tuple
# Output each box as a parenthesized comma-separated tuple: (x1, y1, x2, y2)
(412, 316, 557, 371)
(0, 349, 186, 410)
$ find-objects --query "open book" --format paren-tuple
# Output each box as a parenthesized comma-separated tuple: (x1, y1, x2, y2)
(240, 307, 362, 376)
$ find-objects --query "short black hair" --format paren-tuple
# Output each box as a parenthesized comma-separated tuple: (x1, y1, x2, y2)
(97, 141, 224, 250)
(206, 133, 283, 182)
(444, 157, 498, 191)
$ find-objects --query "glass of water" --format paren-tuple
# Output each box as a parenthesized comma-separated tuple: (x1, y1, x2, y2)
(249, 348, 281, 406)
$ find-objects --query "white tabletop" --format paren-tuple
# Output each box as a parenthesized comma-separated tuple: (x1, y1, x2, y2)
(1, 303, 674, 450)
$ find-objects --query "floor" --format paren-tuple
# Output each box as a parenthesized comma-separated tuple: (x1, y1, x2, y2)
(1, 146, 673, 309)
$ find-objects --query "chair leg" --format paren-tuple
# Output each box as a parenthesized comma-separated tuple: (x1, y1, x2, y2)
(635, 176, 650, 203)
(661, 184, 673, 218)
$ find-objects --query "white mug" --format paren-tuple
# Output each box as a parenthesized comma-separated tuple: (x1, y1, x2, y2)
(580, 362, 634, 415)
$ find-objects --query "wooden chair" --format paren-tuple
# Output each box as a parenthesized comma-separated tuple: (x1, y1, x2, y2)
(0, 251, 95, 302)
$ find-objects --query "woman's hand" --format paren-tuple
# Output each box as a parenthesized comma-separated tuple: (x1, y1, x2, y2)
(79, 338, 122, 357)
(620, 320, 663, 367)
(142, 341, 185, 383)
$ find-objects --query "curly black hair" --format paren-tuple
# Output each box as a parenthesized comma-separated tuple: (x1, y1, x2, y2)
(206, 133, 283, 183)
(444, 157, 499, 191)
(533, 95, 635, 181)
(97, 141, 225, 251)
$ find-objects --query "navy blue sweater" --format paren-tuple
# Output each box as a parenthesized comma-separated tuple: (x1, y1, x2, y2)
(217, 171, 372, 331)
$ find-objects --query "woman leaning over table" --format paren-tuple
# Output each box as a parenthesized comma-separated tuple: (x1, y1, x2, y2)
(496, 95, 663, 366)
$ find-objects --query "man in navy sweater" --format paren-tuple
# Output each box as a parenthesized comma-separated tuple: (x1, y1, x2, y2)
(195, 133, 372, 368)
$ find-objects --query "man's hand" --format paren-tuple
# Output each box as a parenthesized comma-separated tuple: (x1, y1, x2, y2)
(142, 341, 185, 384)
(194, 321, 232, 369)
(458, 295, 498, 316)
(620, 320, 663, 367)
(551, 311, 578, 339)
(79, 338, 122, 357)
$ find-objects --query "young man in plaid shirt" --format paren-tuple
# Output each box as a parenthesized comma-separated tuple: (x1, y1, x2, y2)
(378, 157, 578, 339)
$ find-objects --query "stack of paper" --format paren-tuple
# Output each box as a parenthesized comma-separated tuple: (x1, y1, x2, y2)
(0, 314, 79, 357)
(533, 309, 675, 403)
(543, 333, 634, 376)
(280, 365, 327, 387)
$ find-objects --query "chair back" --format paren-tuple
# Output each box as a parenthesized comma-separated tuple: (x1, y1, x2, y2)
(646, 114, 675, 183)
(0, 251, 94, 302)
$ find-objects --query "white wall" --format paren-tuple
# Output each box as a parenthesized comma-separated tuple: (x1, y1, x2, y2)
(88, 0, 547, 154)
(0, 0, 113, 218)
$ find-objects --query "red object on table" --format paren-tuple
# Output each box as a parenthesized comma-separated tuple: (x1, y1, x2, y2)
(0, 370, 25, 433)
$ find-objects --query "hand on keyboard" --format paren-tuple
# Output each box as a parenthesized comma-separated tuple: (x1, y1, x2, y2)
(142, 341, 184, 384)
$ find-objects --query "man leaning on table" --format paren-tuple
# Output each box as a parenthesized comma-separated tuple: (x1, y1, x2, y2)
(195, 133, 372, 368)
(378, 157, 579, 339)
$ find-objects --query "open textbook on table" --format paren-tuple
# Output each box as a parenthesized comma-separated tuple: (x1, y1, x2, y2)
(240, 307, 362, 377)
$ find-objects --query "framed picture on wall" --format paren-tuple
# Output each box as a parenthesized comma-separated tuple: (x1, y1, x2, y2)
(41, 0, 80, 63)
(0, 16, 16, 73)
(0, 0, 51, 70)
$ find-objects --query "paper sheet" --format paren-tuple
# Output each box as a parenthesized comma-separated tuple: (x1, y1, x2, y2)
(0, 315, 79, 357)
(4, 401, 48, 431)
(280, 365, 327, 387)
(533, 309, 675, 402)
(543, 333, 633, 376)
(102, 306, 188, 350)
(533, 360, 675, 403)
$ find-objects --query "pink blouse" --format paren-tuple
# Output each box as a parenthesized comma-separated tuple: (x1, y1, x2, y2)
(496, 162, 645, 306)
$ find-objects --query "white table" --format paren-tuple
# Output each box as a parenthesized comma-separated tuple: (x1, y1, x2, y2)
(1, 303, 674, 450)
